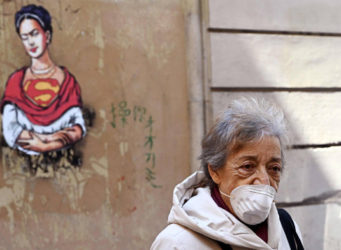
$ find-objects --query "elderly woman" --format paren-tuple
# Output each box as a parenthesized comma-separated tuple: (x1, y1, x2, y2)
(1, 4, 86, 155)
(152, 98, 304, 250)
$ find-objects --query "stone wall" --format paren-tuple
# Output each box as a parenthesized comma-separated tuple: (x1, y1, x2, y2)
(205, 1, 341, 249)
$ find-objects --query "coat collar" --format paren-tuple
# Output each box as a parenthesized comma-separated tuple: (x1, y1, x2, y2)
(168, 171, 282, 250)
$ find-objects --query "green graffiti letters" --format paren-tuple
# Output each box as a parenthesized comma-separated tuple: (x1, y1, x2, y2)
(111, 101, 161, 188)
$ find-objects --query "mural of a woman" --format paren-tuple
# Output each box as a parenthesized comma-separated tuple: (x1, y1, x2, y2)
(0, 5, 86, 170)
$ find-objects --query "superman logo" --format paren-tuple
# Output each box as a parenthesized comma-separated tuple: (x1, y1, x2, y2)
(24, 78, 60, 107)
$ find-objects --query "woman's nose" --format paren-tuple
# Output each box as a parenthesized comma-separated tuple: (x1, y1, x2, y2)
(28, 36, 34, 45)
(253, 168, 270, 185)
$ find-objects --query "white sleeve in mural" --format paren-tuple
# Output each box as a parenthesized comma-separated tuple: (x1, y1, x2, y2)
(2, 104, 24, 148)
(2, 103, 86, 155)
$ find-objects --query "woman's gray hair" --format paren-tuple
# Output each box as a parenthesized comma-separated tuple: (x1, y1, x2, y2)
(199, 97, 288, 187)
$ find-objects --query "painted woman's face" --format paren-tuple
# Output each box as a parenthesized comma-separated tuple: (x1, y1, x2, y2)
(19, 18, 49, 59)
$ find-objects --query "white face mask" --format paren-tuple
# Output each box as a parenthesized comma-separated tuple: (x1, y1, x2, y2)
(219, 184, 276, 225)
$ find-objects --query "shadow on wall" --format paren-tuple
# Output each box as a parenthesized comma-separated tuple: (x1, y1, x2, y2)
(210, 34, 341, 250)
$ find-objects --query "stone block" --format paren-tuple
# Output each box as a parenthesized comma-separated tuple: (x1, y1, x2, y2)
(285, 204, 341, 250)
(212, 92, 341, 145)
(209, 0, 341, 33)
(284, 205, 326, 250)
(210, 33, 341, 88)
(277, 147, 341, 203)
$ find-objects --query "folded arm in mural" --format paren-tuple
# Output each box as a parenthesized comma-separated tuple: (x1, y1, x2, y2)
(1, 5, 86, 156)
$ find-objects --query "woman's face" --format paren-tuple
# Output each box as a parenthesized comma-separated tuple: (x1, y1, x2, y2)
(209, 135, 282, 215)
(19, 18, 49, 59)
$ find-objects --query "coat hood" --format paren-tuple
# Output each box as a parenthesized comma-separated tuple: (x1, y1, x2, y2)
(167, 171, 285, 250)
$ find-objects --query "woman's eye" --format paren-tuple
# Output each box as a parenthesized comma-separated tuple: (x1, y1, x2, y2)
(240, 164, 254, 171)
(21, 35, 28, 41)
(268, 165, 281, 174)
(32, 30, 39, 36)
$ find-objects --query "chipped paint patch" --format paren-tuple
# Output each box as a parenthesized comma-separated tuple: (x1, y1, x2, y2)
(0, 187, 14, 207)
(5, 205, 14, 233)
(119, 142, 128, 156)
(118, 181, 122, 193)
(94, 10, 105, 73)
(117, 176, 125, 193)
(90, 156, 109, 177)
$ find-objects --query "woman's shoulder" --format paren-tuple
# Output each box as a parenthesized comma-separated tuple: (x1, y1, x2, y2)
(58, 66, 73, 76)
(54, 66, 66, 84)
(7, 67, 26, 82)
(151, 223, 221, 250)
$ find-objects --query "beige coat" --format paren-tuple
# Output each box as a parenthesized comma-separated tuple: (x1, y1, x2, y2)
(151, 171, 303, 250)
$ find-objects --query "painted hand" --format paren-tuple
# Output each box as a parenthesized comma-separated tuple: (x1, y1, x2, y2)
(49, 129, 74, 146)
(17, 131, 47, 152)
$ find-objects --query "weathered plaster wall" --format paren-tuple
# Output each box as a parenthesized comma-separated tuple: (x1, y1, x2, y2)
(0, 0, 191, 249)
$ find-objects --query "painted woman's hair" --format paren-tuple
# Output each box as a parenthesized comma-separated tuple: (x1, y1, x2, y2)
(15, 4, 53, 41)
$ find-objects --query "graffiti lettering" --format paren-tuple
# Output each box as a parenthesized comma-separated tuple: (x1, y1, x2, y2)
(111, 101, 161, 188)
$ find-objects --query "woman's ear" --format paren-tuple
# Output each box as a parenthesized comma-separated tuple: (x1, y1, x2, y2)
(208, 165, 221, 185)
(46, 31, 51, 44)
